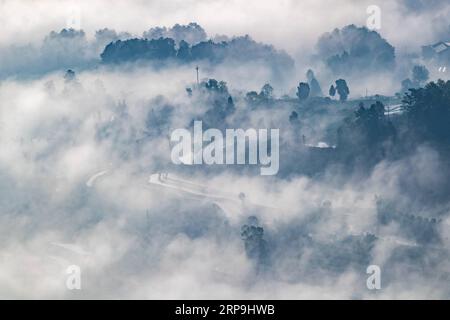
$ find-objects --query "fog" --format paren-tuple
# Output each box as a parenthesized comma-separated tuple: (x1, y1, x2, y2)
(0, 0, 450, 299)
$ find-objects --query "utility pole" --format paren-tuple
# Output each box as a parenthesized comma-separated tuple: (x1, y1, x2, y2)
(195, 66, 199, 86)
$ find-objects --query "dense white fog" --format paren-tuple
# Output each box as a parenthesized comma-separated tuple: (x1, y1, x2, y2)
(0, 0, 450, 299)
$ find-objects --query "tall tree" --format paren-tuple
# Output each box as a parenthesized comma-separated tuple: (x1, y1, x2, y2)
(403, 80, 450, 144)
(297, 82, 310, 101)
(306, 69, 323, 97)
(412, 65, 429, 86)
(335, 79, 350, 102)
(64, 69, 76, 82)
(329, 84, 336, 97)
(260, 83, 274, 100)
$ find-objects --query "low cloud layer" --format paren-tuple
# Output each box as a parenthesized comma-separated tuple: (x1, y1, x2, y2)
(0, 65, 449, 298)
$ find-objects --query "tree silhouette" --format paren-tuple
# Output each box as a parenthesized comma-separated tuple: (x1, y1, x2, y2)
(64, 69, 76, 82)
(337, 101, 396, 164)
(401, 65, 430, 93)
(177, 40, 191, 61)
(316, 24, 395, 75)
(289, 111, 299, 124)
(260, 83, 274, 100)
(306, 69, 323, 97)
(241, 217, 269, 267)
(403, 80, 450, 144)
(401, 78, 414, 93)
(335, 79, 349, 102)
(329, 84, 336, 97)
(412, 65, 429, 86)
(297, 82, 310, 101)
(246, 91, 259, 105)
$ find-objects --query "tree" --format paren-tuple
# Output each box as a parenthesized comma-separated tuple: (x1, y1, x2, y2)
(145, 104, 174, 137)
(403, 80, 450, 144)
(199, 78, 235, 127)
(353, 101, 394, 143)
(316, 24, 395, 75)
(337, 100, 396, 163)
(289, 111, 299, 124)
(329, 85, 336, 97)
(412, 65, 429, 86)
(260, 83, 274, 100)
(246, 91, 259, 104)
(64, 69, 76, 82)
(297, 82, 310, 101)
(401, 78, 414, 93)
(203, 79, 229, 95)
(335, 79, 349, 102)
(400, 65, 430, 94)
(306, 69, 323, 97)
(241, 217, 269, 266)
(143, 23, 207, 45)
(101, 38, 177, 64)
(245, 84, 274, 108)
(226, 96, 235, 114)
(177, 40, 191, 61)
